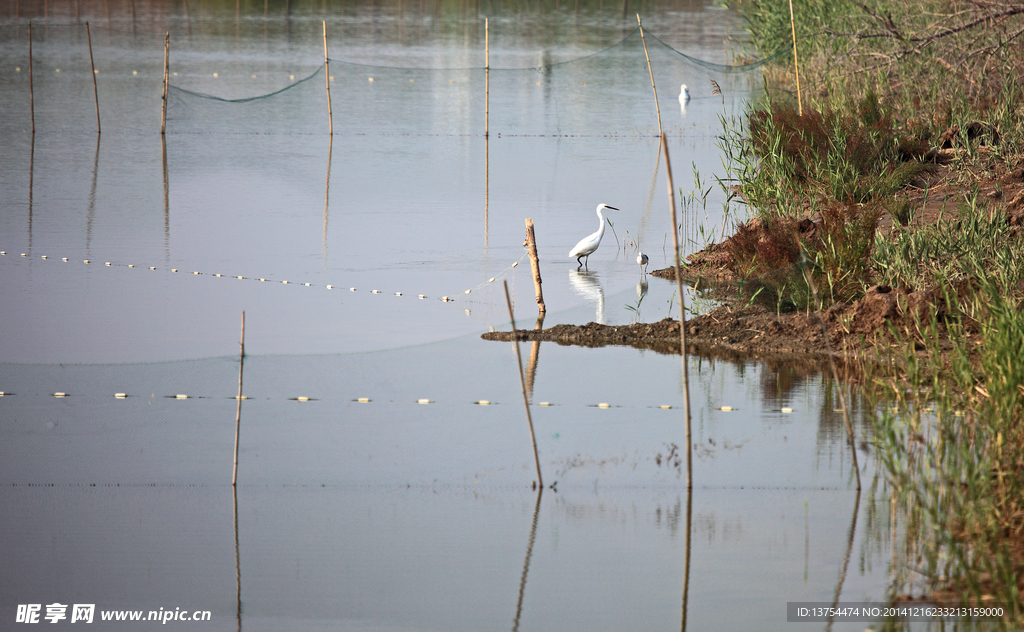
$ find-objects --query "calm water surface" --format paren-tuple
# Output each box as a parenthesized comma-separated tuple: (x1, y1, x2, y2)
(1, 2, 898, 630)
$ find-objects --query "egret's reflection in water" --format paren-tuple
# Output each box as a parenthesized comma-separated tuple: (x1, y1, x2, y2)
(568, 269, 605, 324)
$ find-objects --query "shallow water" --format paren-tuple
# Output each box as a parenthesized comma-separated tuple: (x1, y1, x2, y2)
(1, 1, 897, 630)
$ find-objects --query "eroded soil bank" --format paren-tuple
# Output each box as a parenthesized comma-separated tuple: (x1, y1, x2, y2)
(482, 284, 960, 381)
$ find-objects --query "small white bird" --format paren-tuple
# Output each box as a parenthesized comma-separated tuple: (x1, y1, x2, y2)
(679, 84, 690, 104)
(569, 204, 618, 269)
(637, 251, 649, 276)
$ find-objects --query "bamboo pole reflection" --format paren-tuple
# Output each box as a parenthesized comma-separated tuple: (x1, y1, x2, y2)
(512, 488, 542, 632)
(484, 135, 489, 248)
(28, 131, 35, 253)
(661, 134, 693, 489)
(504, 281, 543, 489)
(233, 484, 242, 632)
(86, 134, 100, 254)
(484, 19, 489, 249)
(161, 134, 170, 261)
(232, 312, 245, 631)
(680, 486, 692, 632)
(323, 135, 333, 262)
(524, 313, 544, 401)
(825, 490, 861, 632)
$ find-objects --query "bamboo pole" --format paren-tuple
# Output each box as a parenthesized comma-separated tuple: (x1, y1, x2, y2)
(323, 21, 333, 136)
(232, 311, 245, 486)
(86, 22, 100, 134)
(504, 280, 543, 489)
(485, 18, 489, 138)
(788, 0, 802, 116)
(161, 32, 169, 134)
(637, 14, 663, 137)
(525, 218, 545, 314)
(28, 21, 34, 134)
(661, 133, 692, 489)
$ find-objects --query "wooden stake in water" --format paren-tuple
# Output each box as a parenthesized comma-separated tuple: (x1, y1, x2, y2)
(161, 32, 169, 134)
(86, 22, 100, 134)
(504, 281, 543, 489)
(637, 14, 663, 137)
(661, 133, 693, 489)
(789, 0, 803, 116)
(28, 21, 35, 133)
(485, 18, 490, 138)
(232, 311, 245, 486)
(323, 21, 333, 136)
(525, 218, 545, 314)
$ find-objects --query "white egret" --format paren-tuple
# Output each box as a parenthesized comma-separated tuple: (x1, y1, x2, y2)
(637, 251, 649, 276)
(679, 84, 690, 104)
(569, 204, 618, 269)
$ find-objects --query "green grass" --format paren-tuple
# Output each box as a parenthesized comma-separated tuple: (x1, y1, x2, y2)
(873, 191, 1024, 293)
(871, 277, 1024, 621)
(721, 0, 1024, 616)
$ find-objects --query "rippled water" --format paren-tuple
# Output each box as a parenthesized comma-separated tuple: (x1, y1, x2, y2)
(0, 1, 894, 630)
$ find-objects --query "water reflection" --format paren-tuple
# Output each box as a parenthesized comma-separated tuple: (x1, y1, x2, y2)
(0, 3, 899, 627)
(323, 135, 332, 262)
(630, 278, 649, 321)
(86, 134, 100, 255)
(681, 486, 693, 632)
(512, 488, 543, 632)
(826, 490, 862, 632)
(160, 134, 169, 260)
(568, 269, 605, 323)
(28, 133, 35, 253)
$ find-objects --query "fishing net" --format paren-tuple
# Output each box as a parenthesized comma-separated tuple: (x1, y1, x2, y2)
(0, 18, 870, 494)
(166, 25, 782, 137)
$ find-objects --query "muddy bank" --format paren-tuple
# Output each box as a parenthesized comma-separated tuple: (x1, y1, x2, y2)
(482, 283, 974, 380)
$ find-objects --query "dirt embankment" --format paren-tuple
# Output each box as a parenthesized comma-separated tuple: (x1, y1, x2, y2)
(482, 285, 967, 380)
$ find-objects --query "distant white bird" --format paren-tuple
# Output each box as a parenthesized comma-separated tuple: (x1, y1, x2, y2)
(637, 251, 649, 276)
(679, 84, 690, 104)
(569, 204, 618, 269)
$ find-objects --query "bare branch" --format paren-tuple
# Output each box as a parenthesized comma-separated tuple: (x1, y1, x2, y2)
(854, 2, 905, 39)
(909, 4, 1024, 45)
